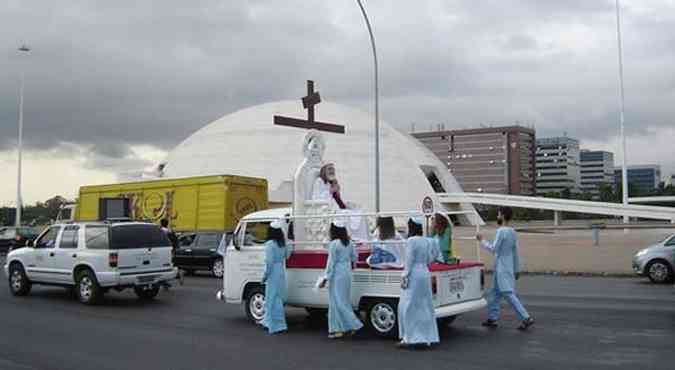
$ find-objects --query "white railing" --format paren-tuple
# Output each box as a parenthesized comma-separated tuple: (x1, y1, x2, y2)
(439, 192, 675, 222)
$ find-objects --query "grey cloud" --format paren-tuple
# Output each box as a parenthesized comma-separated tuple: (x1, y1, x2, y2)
(0, 0, 673, 174)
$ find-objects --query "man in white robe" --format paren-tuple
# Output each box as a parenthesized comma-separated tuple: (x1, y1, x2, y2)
(312, 163, 369, 241)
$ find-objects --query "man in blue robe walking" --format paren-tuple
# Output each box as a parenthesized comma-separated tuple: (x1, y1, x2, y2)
(477, 206, 534, 331)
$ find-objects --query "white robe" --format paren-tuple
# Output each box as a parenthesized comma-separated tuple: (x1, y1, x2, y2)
(311, 178, 369, 241)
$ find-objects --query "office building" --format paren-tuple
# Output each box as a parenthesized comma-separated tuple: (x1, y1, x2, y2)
(535, 137, 581, 195)
(411, 126, 536, 195)
(580, 150, 615, 199)
(614, 165, 661, 194)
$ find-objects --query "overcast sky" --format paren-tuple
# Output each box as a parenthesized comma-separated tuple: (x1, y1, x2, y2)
(1, 0, 674, 204)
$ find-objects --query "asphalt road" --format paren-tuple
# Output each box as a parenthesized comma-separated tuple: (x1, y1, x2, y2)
(0, 263, 673, 370)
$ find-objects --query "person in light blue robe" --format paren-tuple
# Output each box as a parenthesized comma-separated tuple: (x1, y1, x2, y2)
(477, 206, 534, 331)
(397, 217, 440, 348)
(321, 220, 363, 339)
(367, 216, 405, 269)
(261, 220, 291, 334)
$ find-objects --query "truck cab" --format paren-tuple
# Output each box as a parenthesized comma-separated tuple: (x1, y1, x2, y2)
(220, 208, 487, 337)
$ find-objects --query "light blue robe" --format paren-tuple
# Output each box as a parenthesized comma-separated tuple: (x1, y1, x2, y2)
(262, 240, 290, 334)
(480, 227, 520, 292)
(325, 240, 364, 333)
(480, 227, 530, 321)
(398, 236, 440, 345)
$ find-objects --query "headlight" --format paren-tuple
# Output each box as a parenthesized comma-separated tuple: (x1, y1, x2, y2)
(635, 249, 648, 257)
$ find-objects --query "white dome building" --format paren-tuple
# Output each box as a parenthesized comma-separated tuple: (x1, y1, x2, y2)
(163, 100, 479, 224)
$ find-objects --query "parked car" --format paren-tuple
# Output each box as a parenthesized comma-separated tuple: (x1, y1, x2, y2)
(4, 221, 178, 304)
(0, 227, 40, 254)
(632, 233, 675, 283)
(175, 232, 231, 278)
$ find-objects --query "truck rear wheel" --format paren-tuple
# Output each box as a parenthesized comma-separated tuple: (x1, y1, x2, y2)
(244, 286, 265, 324)
(365, 299, 399, 338)
(76, 269, 102, 305)
(438, 315, 457, 327)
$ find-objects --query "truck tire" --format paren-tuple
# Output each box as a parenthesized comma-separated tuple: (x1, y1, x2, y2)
(212, 259, 224, 278)
(305, 307, 328, 319)
(76, 269, 102, 305)
(365, 299, 399, 338)
(134, 285, 160, 300)
(646, 260, 674, 284)
(8, 263, 31, 296)
(438, 315, 457, 327)
(244, 285, 265, 324)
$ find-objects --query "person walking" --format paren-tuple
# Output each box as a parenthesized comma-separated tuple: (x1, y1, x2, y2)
(320, 219, 363, 339)
(160, 218, 183, 286)
(261, 220, 291, 334)
(477, 206, 534, 331)
(397, 217, 440, 349)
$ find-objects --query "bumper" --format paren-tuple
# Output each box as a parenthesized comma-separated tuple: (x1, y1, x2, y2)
(435, 298, 487, 319)
(3, 264, 8, 279)
(632, 257, 647, 276)
(97, 268, 179, 288)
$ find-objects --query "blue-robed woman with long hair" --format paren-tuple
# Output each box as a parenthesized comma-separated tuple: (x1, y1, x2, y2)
(397, 216, 440, 348)
(320, 219, 363, 339)
(261, 220, 291, 334)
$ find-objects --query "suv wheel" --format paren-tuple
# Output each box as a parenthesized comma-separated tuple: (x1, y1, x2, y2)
(76, 269, 102, 305)
(8, 263, 31, 296)
(365, 299, 398, 338)
(646, 260, 674, 283)
(134, 285, 160, 300)
(212, 259, 224, 278)
(244, 286, 265, 324)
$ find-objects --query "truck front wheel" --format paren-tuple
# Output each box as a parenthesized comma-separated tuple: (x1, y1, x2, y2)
(365, 299, 399, 338)
(244, 286, 265, 324)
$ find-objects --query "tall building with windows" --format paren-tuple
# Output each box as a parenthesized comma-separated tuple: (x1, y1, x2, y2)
(580, 150, 615, 199)
(535, 137, 581, 196)
(411, 126, 536, 195)
(614, 165, 661, 194)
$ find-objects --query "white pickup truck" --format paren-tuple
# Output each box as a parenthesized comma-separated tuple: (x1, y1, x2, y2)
(218, 208, 487, 338)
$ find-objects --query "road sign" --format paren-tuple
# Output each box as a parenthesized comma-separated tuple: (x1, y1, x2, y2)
(422, 196, 434, 214)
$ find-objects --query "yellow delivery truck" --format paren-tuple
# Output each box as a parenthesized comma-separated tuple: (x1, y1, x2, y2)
(61, 175, 268, 232)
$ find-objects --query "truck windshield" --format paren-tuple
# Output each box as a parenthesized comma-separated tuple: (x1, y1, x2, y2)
(111, 225, 170, 249)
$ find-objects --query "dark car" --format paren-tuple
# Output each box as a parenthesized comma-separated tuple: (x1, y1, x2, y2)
(0, 227, 40, 254)
(175, 232, 231, 278)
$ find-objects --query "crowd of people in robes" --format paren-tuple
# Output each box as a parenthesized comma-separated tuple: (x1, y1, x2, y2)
(259, 196, 534, 347)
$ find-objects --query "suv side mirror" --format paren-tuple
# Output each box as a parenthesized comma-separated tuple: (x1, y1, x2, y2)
(26, 240, 34, 248)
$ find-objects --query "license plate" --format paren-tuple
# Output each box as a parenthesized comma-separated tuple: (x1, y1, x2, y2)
(137, 275, 158, 284)
(449, 279, 465, 294)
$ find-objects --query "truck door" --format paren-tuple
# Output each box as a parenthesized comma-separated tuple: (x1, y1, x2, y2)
(50, 225, 81, 284)
(224, 221, 268, 302)
(28, 226, 61, 282)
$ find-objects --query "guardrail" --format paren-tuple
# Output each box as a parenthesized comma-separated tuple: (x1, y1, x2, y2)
(439, 192, 675, 222)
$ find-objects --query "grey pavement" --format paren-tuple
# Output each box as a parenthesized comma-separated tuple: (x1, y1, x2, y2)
(0, 258, 674, 370)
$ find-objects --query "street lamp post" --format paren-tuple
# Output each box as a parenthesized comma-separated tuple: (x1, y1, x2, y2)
(614, 0, 629, 224)
(355, 0, 381, 212)
(16, 44, 30, 227)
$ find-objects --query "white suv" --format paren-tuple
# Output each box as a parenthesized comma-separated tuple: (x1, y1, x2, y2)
(4, 222, 178, 305)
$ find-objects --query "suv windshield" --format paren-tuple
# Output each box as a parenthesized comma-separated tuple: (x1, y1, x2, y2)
(111, 224, 170, 249)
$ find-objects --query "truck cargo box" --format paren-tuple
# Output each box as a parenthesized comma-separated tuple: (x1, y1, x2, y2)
(74, 175, 268, 232)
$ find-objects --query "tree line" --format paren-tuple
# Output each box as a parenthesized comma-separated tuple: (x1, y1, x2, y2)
(0, 196, 70, 227)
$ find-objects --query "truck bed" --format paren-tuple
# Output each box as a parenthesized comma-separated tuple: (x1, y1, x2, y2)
(286, 247, 483, 271)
